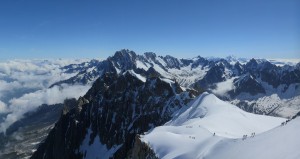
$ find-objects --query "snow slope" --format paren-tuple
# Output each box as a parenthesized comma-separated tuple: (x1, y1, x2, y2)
(141, 92, 288, 159)
(206, 118, 300, 159)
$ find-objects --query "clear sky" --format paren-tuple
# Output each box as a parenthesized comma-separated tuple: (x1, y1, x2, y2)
(0, 0, 299, 59)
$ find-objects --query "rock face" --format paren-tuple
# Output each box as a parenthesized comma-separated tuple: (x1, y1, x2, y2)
(31, 72, 197, 159)
(229, 73, 266, 96)
(130, 135, 158, 159)
(193, 63, 227, 89)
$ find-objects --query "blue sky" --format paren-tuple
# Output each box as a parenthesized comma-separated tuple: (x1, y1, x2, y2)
(0, 0, 299, 59)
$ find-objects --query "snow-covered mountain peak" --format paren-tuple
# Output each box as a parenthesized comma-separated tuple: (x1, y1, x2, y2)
(112, 49, 137, 59)
(138, 93, 289, 159)
(226, 55, 237, 60)
(165, 92, 285, 138)
(48, 50, 300, 119)
(108, 49, 137, 70)
(144, 52, 157, 60)
(225, 55, 247, 65)
(245, 58, 259, 69)
(205, 56, 248, 65)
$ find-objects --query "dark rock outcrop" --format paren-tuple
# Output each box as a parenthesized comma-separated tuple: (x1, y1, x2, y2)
(129, 135, 158, 159)
(31, 71, 197, 159)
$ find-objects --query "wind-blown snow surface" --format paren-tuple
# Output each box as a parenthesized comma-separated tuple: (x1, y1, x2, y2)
(206, 118, 300, 159)
(141, 93, 288, 159)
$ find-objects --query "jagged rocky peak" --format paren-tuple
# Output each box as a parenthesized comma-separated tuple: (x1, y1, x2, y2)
(230, 73, 265, 96)
(62, 98, 78, 115)
(77, 97, 89, 112)
(225, 55, 237, 61)
(217, 58, 232, 68)
(245, 58, 259, 70)
(62, 97, 89, 115)
(61, 59, 101, 74)
(224, 55, 248, 65)
(108, 49, 138, 71)
(31, 69, 197, 159)
(259, 60, 277, 70)
(193, 62, 226, 90)
(144, 77, 174, 97)
(245, 58, 277, 72)
(84, 72, 119, 100)
(144, 52, 157, 60)
(191, 56, 209, 68)
(233, 61, 244, 75)
(111, 49, 137, 60)
(162, 55, 182, 69)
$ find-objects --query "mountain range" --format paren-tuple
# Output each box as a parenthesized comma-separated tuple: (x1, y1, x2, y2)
(0, 49, 299, 159)
(53, 49, 300, 118)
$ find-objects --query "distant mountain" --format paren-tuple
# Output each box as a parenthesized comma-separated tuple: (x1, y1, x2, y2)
(52, 49, 300, 118)
(207, 56, 300, 66)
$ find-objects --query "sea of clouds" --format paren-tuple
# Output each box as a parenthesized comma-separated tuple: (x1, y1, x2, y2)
(0, 59, 92, 132)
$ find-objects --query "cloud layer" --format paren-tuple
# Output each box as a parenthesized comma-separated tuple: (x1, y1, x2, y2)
(0, 100, 8, 113)
(0, 84, 91, 132)
(0, 59, 91, 132)
(211, 77, 236, 96)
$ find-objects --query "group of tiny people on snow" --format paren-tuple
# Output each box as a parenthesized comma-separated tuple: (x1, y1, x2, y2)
(211, 132, 255, 140)
(241, 119, 291, 140)
(242, 133, 255, 140)
(192, 119, 291, 141)
(281, 119, 291, 126)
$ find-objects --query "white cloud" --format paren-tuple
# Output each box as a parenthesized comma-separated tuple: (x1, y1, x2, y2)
(0, 84, 91, 133)
(211, 77, 237, 96)
(0, 59, 82, 89)
(0, 80, 22, 98)
(0, 59, 92, 133)
(0, 59, 90, 102)
(0, 100, 8, 113)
